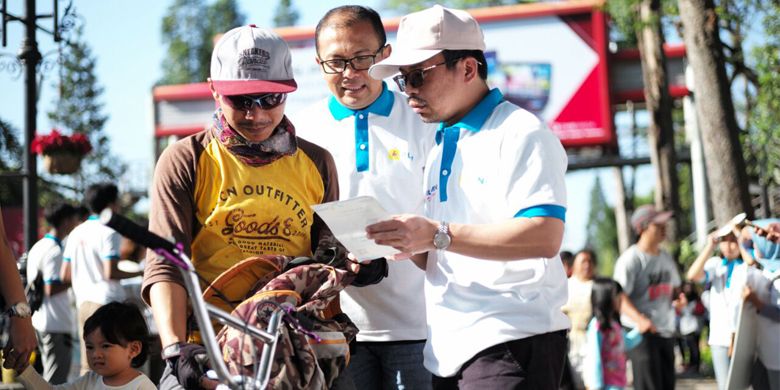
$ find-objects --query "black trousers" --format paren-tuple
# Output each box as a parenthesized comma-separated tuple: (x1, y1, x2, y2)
(432, 330, 567, 390)
(626, 333, 676, 390)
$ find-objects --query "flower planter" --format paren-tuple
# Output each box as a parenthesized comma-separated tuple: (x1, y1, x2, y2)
(43, 152, 83, 174)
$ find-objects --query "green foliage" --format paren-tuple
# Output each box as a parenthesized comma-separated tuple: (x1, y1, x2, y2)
(160, 0, 206, 85)
(586, 174, 619, 277)
(745, 4, 780, 186)
(0, 119, 24, 206)
(273, 0, 300, 27)
(47, 25, 126, 191)
(676, 238, 698, 270)
(383, 0, 534, 14)
(159, 0, 245, 85)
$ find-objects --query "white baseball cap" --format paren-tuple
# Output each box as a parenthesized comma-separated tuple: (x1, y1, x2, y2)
(210, 25, 297, 96)
(368, 5, 486, 80)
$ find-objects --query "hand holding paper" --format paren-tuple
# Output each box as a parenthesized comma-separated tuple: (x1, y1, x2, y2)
(311, 196, 401, 261)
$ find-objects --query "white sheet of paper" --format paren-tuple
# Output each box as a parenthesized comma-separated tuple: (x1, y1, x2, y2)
(311, 196, 400, 261)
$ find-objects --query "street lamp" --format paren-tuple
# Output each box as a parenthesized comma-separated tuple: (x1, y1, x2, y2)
(1, 0, 76, 251)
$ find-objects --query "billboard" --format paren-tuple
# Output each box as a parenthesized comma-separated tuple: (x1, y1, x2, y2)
(154, 1, 626, 150)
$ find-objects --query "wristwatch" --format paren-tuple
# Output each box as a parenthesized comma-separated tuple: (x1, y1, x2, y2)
(161, 342, 185, 360)
(433, 221, 451, 250)
(6, 302, 32, 319)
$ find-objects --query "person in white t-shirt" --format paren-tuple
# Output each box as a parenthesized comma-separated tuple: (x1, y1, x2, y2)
(61, 183, 143, 374)
(25, 201, 80, 384)
(742, 219, 780, 390)
(687, 228, 751, 390)
(365, 6, 569, 388)
(16, 301, 156, 390)
(292, 6, 437, 389)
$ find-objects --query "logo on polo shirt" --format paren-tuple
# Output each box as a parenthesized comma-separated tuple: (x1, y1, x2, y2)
(425, 184, 438, 201)
(388, 148, 401, 161)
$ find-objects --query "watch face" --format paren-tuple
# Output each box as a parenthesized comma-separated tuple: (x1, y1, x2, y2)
(13, 303, 32, 318)
(433, 231, 451, 249)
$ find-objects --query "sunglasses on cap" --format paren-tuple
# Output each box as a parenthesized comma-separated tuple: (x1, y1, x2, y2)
(222, 93, 287, 111)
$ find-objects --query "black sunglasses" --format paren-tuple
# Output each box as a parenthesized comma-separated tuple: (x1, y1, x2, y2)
(319, 46, 386, 74)
(392, 61, 449, 92)
(223, 93, 287, 111)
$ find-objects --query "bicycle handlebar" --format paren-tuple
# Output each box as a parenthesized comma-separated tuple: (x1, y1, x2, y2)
(100, 209, 176, 254)
(100, 209, 282, 389)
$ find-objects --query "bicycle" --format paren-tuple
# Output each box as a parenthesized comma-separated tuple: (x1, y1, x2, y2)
(100, 210, 284, 390)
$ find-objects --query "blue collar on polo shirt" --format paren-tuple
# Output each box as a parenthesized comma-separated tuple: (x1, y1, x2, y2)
(434, 88, 503, 202)
(328, 82, 394, 172)
(44, 233, 62, 249)
(722, 257, 744, 288)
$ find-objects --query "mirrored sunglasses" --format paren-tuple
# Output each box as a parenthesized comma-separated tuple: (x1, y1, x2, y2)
(223, 93, 287, 111)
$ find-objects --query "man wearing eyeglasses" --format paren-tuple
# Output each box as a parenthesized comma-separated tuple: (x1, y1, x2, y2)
(292, 6, 437, 390)
(142, 25, 384, 389)
(365, 5, 570, 389)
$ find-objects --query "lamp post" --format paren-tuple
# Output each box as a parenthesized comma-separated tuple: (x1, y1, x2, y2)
(1, 0, 74, 251)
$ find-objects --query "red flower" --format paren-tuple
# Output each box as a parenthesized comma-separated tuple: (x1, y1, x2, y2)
(31, 129, 93, 156)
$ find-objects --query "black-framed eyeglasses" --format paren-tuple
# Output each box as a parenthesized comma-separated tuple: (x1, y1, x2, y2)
(223, 93, 287, 111)
(319, 46, 386, 74)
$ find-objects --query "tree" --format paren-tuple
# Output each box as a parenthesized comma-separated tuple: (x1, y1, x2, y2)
(608, 0, 683, 242)
(159, 0, 245, 85)
(748, 6, 780, 188)
(205, 0, 245, 62)
(273, 0, 300, 27)
(47, 25, 125, 193)
(678, 0, 753, 225)
(586, 175, 619, 276)
(160, 0, 207, 85)
(0, 119, 24, 206)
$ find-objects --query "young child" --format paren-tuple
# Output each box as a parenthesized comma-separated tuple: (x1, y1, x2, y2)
(686, 228, 751, 389)
(583, 278, 642, 390)
(676, 281, 705, 374)
(16, 301, 155, 389)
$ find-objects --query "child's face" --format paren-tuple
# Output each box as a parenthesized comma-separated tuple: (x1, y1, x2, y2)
(84, 328, 140, 380)
(718, 235, 740, 259)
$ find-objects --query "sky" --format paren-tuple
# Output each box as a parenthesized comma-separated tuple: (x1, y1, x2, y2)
(0, 0, 655, 252)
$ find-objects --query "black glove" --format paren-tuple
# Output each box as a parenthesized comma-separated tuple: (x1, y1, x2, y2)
(351, 257, 388, 287)
(162, 342, 210, 389)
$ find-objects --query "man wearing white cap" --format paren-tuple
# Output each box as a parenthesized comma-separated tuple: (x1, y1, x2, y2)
(365, 5, 570, 388)
(141, 25, 383, 389)
(613, 204, 682, 390)
(293, 6, 436, 389)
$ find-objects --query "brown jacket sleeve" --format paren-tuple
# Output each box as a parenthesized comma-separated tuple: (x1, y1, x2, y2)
(296, 137, 341, 254)
(141, 132, 208, 304)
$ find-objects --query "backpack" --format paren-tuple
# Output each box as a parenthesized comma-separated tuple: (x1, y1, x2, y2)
(23, 253, 45, 313)
(215, 257, 358, 390)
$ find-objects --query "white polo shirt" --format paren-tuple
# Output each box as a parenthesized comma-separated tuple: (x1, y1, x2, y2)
(422, 89, 570, 377)
(293, 83, 437, 341)
(746, 267, 780, 370)
(63, 217, 126, 307)
(26, 234, 74, 334)
(702, 257, 748, 347)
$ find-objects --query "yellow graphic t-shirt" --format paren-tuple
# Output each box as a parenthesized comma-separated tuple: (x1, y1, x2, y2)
(142, 127, 339, 295)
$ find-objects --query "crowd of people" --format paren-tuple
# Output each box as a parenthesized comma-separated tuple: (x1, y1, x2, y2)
(560, 206, 780, 390)
(0, 3, 778, 390)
